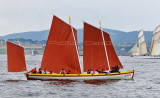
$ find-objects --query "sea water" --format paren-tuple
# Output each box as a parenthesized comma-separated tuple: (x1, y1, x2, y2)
(0, 54, 160, 98)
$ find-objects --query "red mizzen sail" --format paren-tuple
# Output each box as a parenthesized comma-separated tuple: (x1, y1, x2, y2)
(41, 16, 81, 74)
(103, 30, 123, 70)
(83, 22, 122, 72)
(7, 41, 26, 72)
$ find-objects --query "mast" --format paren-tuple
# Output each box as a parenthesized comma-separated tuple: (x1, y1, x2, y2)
(99, 20, 110, 71)
(69, 16, 82, 73)
(17, 38, 20, 46)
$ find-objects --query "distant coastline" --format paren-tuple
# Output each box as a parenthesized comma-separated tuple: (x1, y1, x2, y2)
(0, 28, 153, 56)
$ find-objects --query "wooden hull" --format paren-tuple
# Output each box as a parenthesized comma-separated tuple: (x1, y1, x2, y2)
(26, 70, 134, 80)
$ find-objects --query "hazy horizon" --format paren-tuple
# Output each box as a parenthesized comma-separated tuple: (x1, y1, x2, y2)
(0, 0, 160, 36)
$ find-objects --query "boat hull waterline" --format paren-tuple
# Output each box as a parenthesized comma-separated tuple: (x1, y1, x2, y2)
(26, 70, 134, 80)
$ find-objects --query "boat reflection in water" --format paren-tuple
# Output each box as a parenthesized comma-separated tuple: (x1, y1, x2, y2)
(45, 79, 120, 86)
(83, 80, 120, 85)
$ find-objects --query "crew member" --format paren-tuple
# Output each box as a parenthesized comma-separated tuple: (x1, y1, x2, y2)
(96, 69, 108, 74)
(38, 68, 42, 74)
(66, 70, 71, 74)
(87, 70, 90, 74)
(90, 69, 94, 74)
(100, 69, 104, 73)
(49, 71, 53, 74)
(110, 65, 120, 73)
(43, 69, 47, 74)
(28, 68, 37, 74)
(60, 69, 66, 74)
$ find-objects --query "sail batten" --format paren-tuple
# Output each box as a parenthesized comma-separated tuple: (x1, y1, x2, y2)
(83, 22, 122, 72)
(41, 16, 81, 74)
(7, 41, 26, 72)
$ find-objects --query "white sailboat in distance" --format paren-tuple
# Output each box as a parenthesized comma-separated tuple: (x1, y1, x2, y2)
(138, 29, 148, 56)
(128, 29, 148, 57)
(143, 25, 160, 59)
(128, 43, 139, 56)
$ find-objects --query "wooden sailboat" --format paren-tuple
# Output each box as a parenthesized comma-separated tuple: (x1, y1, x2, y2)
(7, 16, 134, 80)
(149, 25, 160, 58)
(128, 43, 139, 56)
(26, 16, 134, 80)
(142, 25, 160, 59)
(128, 29, 148, 57)
(138, 29, 148, 56)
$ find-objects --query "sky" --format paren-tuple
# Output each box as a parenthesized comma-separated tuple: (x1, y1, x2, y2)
(0, 0, 160, 36)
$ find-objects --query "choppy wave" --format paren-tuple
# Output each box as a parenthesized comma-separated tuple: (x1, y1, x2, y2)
(0, 55, 160, 98)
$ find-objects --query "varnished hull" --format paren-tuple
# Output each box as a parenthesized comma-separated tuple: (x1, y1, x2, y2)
(26, 70, 134, 80)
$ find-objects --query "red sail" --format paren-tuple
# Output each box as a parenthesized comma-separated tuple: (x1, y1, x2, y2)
(41, 16, 81, 74)
(7, 41, 27, 72)
(83, 23, 109, 71)
(83, 22, 122, 72)
(103, 31, 123, 70)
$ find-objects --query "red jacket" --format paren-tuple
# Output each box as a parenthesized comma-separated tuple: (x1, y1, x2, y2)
(116, 67, 119, 71)
(32, 69, 37, 73)
(28, 68, 37, 73)
(100, 71, 104, 73)
(61, 71, 65, 74)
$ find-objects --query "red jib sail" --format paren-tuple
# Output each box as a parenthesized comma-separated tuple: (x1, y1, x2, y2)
(83, 22, 123, 72)
(41, 16, 81, 74)
(7, 41, 27, 72)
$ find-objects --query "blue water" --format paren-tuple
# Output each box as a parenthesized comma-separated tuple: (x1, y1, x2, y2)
(0, 55, 160, 98)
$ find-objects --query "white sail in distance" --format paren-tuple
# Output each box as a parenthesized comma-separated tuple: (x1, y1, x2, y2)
(138, 29, 148, 56)
(150, 25, 160, 56)
(128, 43, 139, 56)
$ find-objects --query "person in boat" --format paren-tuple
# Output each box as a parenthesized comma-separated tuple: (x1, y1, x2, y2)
(66, 70, 71, 74)
(90, 69, 94, 74)
(43, 69, 47, 74)
(28, 67, 37, 74)
(96, 69, 108, 74)
(96, 69, 103, 73)
(110, 65, 120, 73)
(49, 71, 53, 74)
(60, 69, 66, 74)
(87, 70, 90, 74)
(100, 69, 104, 73)
(38, 68, 42, 74)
